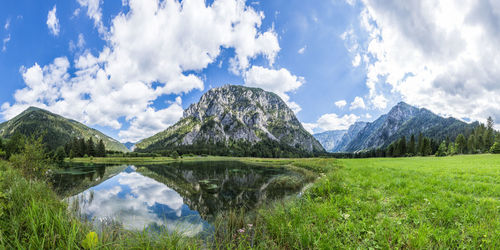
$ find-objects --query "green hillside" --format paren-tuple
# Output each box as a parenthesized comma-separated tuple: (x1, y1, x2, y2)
(0, 107, 128, 152)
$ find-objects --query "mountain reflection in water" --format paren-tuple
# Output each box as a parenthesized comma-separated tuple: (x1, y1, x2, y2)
(58, 161, 305, 236)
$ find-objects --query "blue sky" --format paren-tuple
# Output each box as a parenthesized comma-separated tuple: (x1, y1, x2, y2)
(1, 0, 499, 142)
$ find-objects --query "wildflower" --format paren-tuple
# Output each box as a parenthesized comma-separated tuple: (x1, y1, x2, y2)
(238, 228, 245, 233)
(247, 224, 253, 228)
(342, 213, 350, 220)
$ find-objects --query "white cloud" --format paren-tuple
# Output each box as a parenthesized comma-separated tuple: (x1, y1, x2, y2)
(350, 96, 365, 110)
(77, 0, 105, 34)
(244, 66, 304, 113)
(335, 100, 347, 108)
(301, 122, 317, 134)
(345, 0, 356, 6)
(4, 18, 10, 30)
(298, 46, 306, 54)
(69, 33, 86, 52)
(308, 113, 360, 132)
(352, 53, 361, 67)
(3, 0, 283, 142)
(47, 5, 60, 36)
(350, 0, 500, 124)
(2, 34, 10, 52)
(118, 97, 184, 143)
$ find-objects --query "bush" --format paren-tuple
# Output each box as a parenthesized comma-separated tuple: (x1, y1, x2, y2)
(9, 135, 49, 180)
(490, 142, 500, 154)
(171, 151, 179, 159)
(54, 146, 66, 164)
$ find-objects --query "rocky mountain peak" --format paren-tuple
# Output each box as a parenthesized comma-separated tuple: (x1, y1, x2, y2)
(136, 85, 324, 155)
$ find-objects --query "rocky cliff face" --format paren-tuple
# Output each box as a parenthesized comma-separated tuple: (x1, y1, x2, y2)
(135, 85, 324, 154)
(331, 121, 367, 152)
(321, 102, 478, 152)
(314, 130, 346, 152)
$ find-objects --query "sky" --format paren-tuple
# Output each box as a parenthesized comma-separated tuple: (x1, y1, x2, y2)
(1, 0, 499, 143)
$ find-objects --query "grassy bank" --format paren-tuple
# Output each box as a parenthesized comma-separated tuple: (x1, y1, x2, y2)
(2, 155, 499, 248)
(0, 160, 202, 249)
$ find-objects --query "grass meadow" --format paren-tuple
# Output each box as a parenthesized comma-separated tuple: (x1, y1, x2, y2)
(0, 154, 498, 249)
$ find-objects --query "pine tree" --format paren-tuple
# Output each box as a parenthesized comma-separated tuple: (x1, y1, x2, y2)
(87, 138, 96, 157)
(455, 134, 467, 154)
(417, 133, 424, 156)
(79, 138, 87, 157)
(97, 139, 106, 157)
(408, 134, 416, 156)
(467, 134, 476, 154)
(422, 138, 432, 156)
(386, 143, 395, 157)
(399, 136, 407, 157)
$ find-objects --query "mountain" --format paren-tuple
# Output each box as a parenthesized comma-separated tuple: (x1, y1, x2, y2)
(135, 85, 324, 157)
(313, 130, 346, 152)
(331, 121, 368, 152)
(319, 102, 478, 152)
(0, 107, 129, 152)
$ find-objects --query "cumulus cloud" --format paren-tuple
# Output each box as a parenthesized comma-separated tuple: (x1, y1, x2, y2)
(347, 0, 500, 125)
(2, 0, 284, 142)
(244, 66, 304, 113)
(307, 113, 360, 132)
(349, 96, 365, 110)
(77, 0, 106, 34)
(47, 5, 60, 36)
(335, 100, 347, 108)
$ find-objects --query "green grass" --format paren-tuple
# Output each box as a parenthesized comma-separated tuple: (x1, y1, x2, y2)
(0, 160, 202, 249)
(2, 155, 499, 249)
(259, 154, 499, 249)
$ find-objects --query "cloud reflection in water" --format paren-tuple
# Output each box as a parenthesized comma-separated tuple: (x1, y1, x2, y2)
(68, 166, 211, 236)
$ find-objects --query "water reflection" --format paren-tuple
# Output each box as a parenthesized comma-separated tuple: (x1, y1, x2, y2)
(57, 161, 305, 236)
(67, 166, 211, 236)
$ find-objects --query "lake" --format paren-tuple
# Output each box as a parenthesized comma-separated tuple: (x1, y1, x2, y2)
(51, 160, 307, 236)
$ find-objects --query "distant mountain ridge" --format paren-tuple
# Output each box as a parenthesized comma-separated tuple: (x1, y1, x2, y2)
(313, 130, 346, 152)
(315, 102, 478, 152)
(135, 85, 324, 156)
(0, 107, 129, 152)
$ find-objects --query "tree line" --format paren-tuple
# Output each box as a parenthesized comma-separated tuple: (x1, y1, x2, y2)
(136, 138, 327, 158)
(332, 116, 499, 158)
(0, 132, 107, 163)
(63, 137, 106, 159)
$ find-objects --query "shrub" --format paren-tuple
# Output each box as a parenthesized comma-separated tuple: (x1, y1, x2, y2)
(490, 142, 500, 154)
(9, 135, 49, 180)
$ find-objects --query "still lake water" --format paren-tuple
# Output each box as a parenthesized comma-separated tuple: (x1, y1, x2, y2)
(51, 161, 305, 236)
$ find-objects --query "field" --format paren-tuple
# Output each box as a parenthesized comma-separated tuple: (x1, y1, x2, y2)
(260, 154, 499, 248)
(1, 154, 498, 249)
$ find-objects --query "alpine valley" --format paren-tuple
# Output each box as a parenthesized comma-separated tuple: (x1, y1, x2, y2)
(314, 102, 478, 153)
